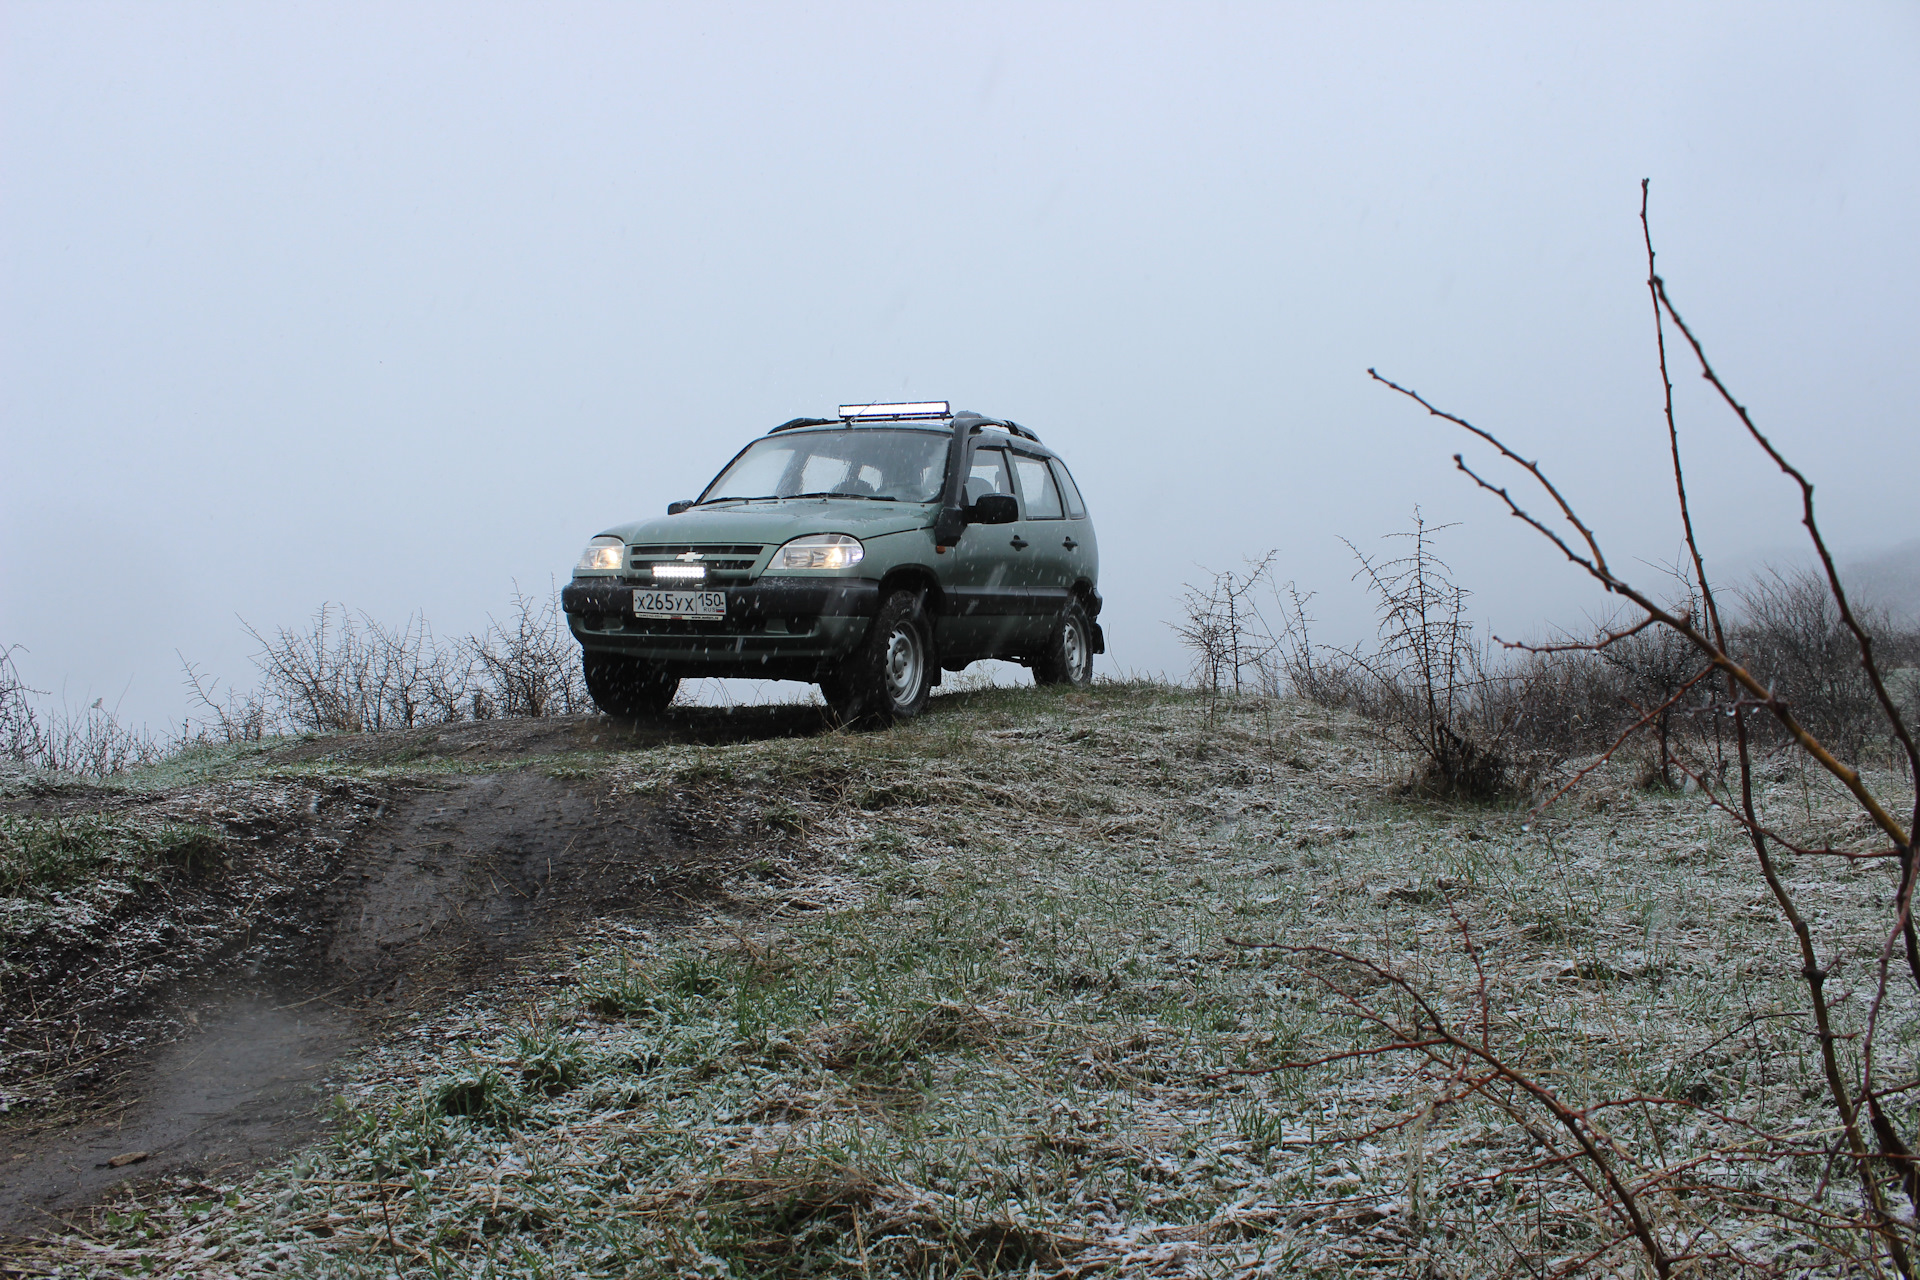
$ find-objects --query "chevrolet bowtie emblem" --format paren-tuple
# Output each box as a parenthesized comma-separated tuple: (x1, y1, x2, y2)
(676, 551, 705, 562)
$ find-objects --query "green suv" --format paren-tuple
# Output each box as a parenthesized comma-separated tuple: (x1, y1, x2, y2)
(561, 402, 1103, 723)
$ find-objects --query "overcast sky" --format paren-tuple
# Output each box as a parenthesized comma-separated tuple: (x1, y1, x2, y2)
(4, 1, 1917, 730)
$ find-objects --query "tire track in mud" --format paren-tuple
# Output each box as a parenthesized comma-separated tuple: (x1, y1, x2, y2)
(0, 764, 755, 1235)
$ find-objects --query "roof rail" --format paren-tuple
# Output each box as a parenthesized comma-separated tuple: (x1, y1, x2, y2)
(954, 411, 1042, 444)
(768, 417, 837, 433)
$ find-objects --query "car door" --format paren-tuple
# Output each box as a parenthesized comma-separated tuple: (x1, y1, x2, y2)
(1009, 450, 1074, 644)
(934, 445, 1027, 661)
(1047, 456, 1098, 592)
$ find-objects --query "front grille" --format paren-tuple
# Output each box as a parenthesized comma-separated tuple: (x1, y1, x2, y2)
(629, 544, 763, 555)
(627, 544, 765, 580)
(633, 558, 758, 571)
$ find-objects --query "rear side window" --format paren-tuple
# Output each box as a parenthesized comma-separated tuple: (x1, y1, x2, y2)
(1050, 460, 1087, 519)
(1014, 454, 1064, 519)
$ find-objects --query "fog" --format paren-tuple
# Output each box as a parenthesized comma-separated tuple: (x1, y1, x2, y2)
(4, 2, 1916, 732)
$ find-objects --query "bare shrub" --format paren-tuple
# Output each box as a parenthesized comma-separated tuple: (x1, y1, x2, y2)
(244, 604, 475, 735)
(1, 645, 44, 765)
(1268, 578, 1348, 707)
(228, 590, 586, 735)
(2, 645, 164, 777)
(1485, 643, 1640, 761)
(1171, 552, 1283, 699)
(1731, 565, 1914, 766)
(33, 706, 166, 776)
(1322, 512, 1527, 798)
(468, 587, 589, 719)
(180, 656, 270, 744)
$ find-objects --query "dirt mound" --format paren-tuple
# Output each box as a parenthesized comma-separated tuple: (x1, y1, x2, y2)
(0, 721, 791, 1236)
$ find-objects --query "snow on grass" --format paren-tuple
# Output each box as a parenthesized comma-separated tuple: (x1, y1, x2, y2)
(21, 682, 1920, 1276)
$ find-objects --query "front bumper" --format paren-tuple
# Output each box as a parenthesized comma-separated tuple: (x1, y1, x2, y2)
(561, 576, 880, 621)
(560, 577, 881, 676)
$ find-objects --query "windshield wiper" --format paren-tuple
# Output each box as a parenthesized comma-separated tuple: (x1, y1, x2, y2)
(699, 492, 904, 506)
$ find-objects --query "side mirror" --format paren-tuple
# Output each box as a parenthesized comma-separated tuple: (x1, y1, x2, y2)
(969, 493, 1019, 525)
(667, 500, 694, 515)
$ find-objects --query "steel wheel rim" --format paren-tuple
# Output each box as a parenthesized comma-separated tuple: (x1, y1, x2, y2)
(884, 624, 924, 707)
(1062, 617, 1087, 682)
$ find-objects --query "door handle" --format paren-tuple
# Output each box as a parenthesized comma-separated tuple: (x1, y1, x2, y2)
(1009, 536, 1029, 550)
(1062, 537, 1078, 550)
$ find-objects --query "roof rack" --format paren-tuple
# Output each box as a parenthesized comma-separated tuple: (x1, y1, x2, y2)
(767, 403, 1041, 444)
(954, 411, 1042, 443)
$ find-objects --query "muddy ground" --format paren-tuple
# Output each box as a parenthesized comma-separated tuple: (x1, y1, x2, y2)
(0, 707, 831, 1238)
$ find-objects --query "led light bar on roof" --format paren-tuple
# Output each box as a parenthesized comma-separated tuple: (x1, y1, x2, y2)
(838, 401, 951, 420)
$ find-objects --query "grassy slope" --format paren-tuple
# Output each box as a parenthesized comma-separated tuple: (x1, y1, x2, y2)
(18, 682, 1919, 1277)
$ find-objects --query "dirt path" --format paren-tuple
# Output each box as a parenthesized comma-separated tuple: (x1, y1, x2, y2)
(0, 999, 355, 1235)
(0, 721, 794, 1237)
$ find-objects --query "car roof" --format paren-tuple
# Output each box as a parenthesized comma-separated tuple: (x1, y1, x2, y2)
(765, 413, 1059, 459)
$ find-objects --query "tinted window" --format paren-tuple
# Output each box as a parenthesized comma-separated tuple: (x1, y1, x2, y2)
(966, 447, 1013, 505)
(1013, 454, 1063, 519)
(1050, 459, 1087, 519)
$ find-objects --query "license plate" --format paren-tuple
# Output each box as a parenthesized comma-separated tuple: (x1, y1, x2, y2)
(632, 588, 727, 620)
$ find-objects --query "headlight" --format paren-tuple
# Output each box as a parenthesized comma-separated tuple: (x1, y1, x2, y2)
(771, 533, 864, 571)
(575, 536, 624, 572)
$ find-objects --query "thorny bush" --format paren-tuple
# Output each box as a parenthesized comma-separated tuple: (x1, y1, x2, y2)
(185, 588, 590, 743)
(1320, 512, 1526, 799)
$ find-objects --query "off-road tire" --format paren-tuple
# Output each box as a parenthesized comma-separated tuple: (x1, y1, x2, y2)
(1032, 599, 1095, 687)
(820, 591, 933, 727)
(582, 651, 680, 717)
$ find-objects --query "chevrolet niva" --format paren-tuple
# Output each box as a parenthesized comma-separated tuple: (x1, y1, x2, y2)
(561, 401, 1102, 724)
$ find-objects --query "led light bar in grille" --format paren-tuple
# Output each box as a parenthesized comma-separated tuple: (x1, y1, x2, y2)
(651, 564, 707, 581)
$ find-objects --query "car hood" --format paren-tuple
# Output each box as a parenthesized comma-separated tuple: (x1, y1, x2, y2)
(602, 499, 937, 547)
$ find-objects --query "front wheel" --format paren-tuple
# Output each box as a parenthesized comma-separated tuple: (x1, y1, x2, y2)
(582, 652, 680, 717)
(1032, 599, 1095, 687)
(821, 591, 933, 726)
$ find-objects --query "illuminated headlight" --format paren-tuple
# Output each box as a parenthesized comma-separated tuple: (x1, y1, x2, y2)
(651, 563, 706, 581)
(772, 533, 864, 571)
(575, 536, 624, 572)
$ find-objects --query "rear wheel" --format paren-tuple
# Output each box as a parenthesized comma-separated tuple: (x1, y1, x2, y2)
(821, 591, 933, 726)
(1032, 599, 1095, 687)
(582, 651, 680, 717)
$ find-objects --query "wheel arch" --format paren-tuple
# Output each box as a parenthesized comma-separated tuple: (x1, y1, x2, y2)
(876, 565, 946, 684)
(877, 565, 946, 617)
(1069, 580, 1106, 654)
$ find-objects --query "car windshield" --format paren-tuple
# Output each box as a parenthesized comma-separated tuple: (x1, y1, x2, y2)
(699, 428, 949, 504)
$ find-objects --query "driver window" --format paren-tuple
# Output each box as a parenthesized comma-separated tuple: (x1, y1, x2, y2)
(799, 454, 854, 493)
(966, 447, 1012, 506)
(1013, 454, 1064, 519)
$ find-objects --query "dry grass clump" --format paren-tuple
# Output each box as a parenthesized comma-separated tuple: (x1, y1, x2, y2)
(21, 681, 1918, 1277)
(0, 814, 224, 904)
